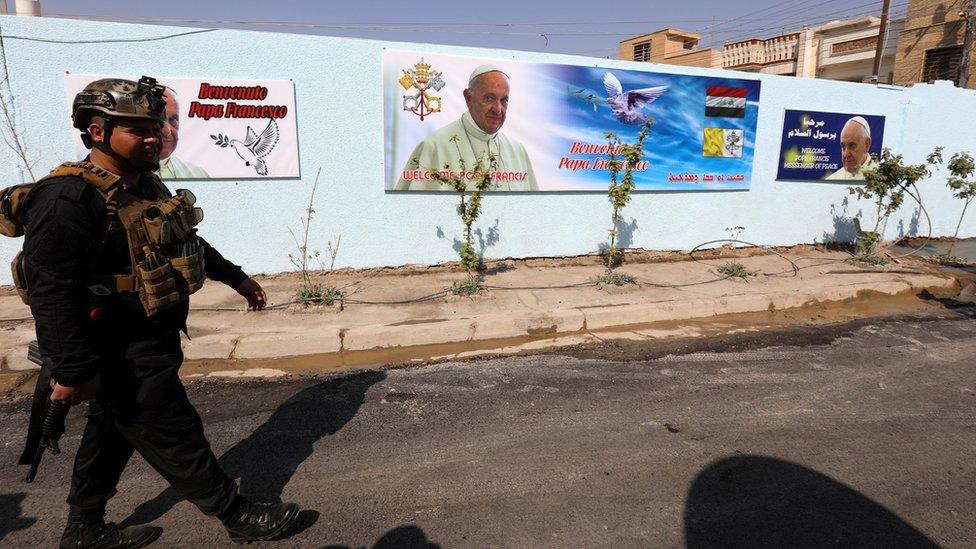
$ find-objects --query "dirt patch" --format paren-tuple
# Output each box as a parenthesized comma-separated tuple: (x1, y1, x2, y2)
(206, 243, 859, 287)
(550, 289, 975, 363)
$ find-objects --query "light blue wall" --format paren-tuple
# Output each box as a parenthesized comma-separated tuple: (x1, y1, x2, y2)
(0, 15, 974, 284)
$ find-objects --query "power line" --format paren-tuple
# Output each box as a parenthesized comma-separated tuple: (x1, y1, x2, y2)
(0, 27, 218, 44)
(702, 0, 852, 35)
(708, 1, 907, 46)
(709, 0, 893, 43)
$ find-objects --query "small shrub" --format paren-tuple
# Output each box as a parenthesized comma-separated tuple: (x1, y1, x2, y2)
(295, 284, 323, 307)
(856, 232, 881, 257)
(717, 262, 750, 278)
(851, 255, 889, 266)
(935, 254, 969, 267)
(944, 151, 976, 257)
(593, 271, 637, 286)
(451, 276, 485, 296)
(288, 167, 343, 306)
(294, 284, 344, 308)
(848, 148, 940, 259)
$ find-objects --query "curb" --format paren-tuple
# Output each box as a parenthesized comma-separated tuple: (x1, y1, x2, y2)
(182, 273, 957, 368)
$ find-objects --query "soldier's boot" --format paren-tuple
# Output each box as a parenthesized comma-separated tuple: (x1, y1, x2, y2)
(59, 512, 162, 549)
(221, 497, 300, 544)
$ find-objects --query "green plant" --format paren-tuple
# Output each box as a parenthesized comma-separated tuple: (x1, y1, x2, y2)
(944, 151, 976, 257)
(295, 283, 324, 306)
(935, 254, 968, 267)
(604, 119, 653, 270)
(429, 136, 497, 282)
(856, 232, 881, 257)
(451, 276, 485, 296)
(592, 271, 637, 286)
(293, 284, 345, 308)
(287, 167, 342, 307)
(851, 255, 889, 266)
(717, 262, 750, 278)
(322, 286, 344, 306)
(848, 147, 940, 257)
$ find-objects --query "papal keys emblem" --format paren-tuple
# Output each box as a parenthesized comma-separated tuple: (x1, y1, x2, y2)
(399, 58, 444, 121)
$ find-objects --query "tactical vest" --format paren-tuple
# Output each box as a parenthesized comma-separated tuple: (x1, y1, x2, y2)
(8, 161, 206, 317)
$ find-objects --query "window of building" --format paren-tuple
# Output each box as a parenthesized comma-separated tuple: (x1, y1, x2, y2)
(633, 40, 651, 62)
(683, 39, 695, 50)
(923, 45, 964, 82)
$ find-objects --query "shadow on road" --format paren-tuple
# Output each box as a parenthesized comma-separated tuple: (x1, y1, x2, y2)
(122, 370, 386, 528)
(0, 493, 36, 542)
(683, 455, 938, 548)
(326, 524, 441, 549)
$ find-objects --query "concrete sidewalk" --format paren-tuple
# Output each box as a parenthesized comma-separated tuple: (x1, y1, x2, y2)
(0, 246, 969, 383)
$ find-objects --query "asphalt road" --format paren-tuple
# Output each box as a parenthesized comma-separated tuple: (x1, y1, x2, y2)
(2, 306, 975, 548)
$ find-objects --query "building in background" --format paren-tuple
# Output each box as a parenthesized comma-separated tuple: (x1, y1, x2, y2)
(893, 0, 975, 88)
(621, 15, 904, 84)
(723, 31, 800, 76)
(618, 29, 722, 70)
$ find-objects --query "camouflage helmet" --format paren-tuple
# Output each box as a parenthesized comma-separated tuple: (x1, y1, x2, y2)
(72, 76, 166, 130)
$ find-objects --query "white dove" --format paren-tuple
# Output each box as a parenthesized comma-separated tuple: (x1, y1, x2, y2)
(603, 72, 668, 125)
(230, 118, 279, 176)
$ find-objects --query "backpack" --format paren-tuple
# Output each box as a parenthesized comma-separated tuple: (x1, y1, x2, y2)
(2, 162, 120, 305)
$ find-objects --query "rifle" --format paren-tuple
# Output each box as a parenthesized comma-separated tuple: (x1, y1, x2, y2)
(18, 340, 70, 483)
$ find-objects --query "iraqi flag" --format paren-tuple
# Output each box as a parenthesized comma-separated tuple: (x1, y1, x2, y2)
(705, 86, 746, 118)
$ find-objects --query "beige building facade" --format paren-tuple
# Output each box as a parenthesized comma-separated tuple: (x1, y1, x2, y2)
(618, 29, 722, 70)
(892, 0, 975, 88)
(620, 16, 904, 84)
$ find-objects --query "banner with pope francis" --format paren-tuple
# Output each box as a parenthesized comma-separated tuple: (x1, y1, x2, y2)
(384, 49, 762, 192)
(65, 73, 300, 179)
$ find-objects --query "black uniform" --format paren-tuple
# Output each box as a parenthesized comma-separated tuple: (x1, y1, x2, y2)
(21, 171, 246, 518)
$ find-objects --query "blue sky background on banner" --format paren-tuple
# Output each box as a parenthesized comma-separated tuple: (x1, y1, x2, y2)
(545, 66, 761, 191)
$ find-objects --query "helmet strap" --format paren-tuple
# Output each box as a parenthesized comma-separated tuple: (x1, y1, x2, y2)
(90, 118, 160, 172)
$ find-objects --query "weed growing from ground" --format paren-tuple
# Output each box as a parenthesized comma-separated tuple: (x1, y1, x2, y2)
(451, 276, 486, 296)
(592, 272, 637, 286)
(717, 262, 750, 278)
(288, 168, 343, 307)
(851, 255, 890, 266)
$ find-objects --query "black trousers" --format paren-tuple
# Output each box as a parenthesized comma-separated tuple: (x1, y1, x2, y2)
(65, 327, 237, 518)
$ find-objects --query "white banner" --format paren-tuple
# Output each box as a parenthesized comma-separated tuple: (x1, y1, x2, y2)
(65, 74, 300, 179)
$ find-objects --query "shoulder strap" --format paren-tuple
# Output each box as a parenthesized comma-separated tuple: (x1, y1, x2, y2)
(43, 160, 121, 194)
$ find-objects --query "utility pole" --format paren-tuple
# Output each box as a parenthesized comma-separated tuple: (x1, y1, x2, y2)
(872, 0, 892, 82)
(960, 0, 975, 88)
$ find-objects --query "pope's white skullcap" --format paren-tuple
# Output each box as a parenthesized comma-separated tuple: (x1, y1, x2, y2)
(845, 116, 871, 138)
(468, 64, 509, 86)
